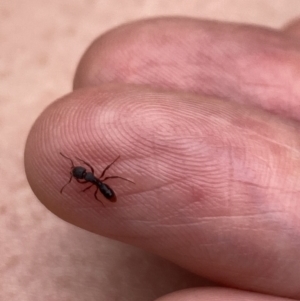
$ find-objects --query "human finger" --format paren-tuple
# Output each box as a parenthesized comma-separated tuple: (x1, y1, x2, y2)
(282, 17, 300, 38)
(155, 287, 293, 301)
(25, 85, 300, 299)
(74, 18, 300, 120)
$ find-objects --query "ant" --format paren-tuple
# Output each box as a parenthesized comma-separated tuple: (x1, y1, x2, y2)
(60, 152, 134, 205)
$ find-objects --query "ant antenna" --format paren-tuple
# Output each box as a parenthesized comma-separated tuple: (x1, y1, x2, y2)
(60, 152, 75, 167)
(60, 152, 74, 193)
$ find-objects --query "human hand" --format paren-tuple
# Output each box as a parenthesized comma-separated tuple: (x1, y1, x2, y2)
(25, 18, 300, 300)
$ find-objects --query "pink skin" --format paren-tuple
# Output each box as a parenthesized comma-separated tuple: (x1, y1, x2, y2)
(25, 18, 300, 301)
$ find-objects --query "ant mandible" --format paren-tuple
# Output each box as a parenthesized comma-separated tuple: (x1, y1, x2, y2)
(60, 152, 134, 205)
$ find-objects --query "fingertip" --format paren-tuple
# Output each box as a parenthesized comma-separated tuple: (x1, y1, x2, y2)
(24, 86, 139, 224)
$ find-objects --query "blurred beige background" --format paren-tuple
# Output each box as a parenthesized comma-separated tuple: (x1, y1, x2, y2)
(1, 1, 300, 300)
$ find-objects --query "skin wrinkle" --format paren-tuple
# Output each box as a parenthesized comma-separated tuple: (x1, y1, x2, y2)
(241, 80, 286, 91)
(233, 179, 300, 194)
(250, 152, 274, 172)
(226, 143, 234, 209)
(151, 212, 286, 229)
(244, 127, 300, 154)
(122, 208, 286, 253)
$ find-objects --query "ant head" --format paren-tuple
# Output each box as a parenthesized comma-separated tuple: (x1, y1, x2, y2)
(72, 166, 86, 179)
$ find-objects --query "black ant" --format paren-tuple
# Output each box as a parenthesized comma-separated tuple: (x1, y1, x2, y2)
(60, 152, 134, 205)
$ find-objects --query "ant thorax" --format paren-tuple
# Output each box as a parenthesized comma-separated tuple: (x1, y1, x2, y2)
(85, 172, 96, 182)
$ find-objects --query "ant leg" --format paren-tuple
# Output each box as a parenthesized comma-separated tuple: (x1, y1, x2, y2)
(81, 184, 93, 192)
(60, 172, 73, 193)
(60, 152, 75, 168)
(102, 176, 135, 184)
(99, 156, 120, 178)
(94, 187, 105, 207)
(75, 157, 94, 173)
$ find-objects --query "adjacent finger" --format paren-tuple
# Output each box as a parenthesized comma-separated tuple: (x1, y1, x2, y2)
(282, 18, 300, 38)
(74, 18, 300, 120)
(155, 287, 292, 301)
(25, 86, 300, 298)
